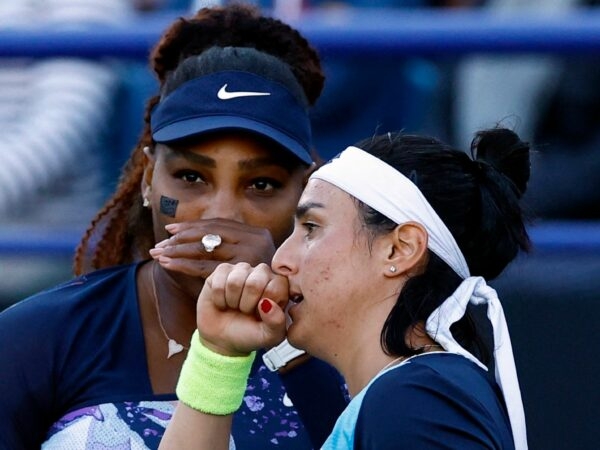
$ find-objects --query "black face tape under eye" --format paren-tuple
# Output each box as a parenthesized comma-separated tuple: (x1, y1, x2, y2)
(160, 195, 179, 217)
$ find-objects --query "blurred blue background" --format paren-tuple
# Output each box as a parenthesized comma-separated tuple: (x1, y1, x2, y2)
(0, 1, 599, 449)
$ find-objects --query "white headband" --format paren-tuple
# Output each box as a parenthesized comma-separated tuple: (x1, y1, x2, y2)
(311, 146, 528, 449)
(312, 146, 469, 278)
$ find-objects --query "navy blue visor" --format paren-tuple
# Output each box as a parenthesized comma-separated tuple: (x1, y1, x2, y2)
(150, 70, 313, 164)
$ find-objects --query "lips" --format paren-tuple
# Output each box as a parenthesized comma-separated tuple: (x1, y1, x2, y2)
(287, 294, 304, 322)
(289, 294, 304, 304)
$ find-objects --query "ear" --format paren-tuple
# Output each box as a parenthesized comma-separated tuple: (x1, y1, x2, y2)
(141, 145, 156, 196)
(382, 222, 429, 278)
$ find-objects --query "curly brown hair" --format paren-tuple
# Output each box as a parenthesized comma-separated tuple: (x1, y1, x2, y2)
(73, 4, 324, 275)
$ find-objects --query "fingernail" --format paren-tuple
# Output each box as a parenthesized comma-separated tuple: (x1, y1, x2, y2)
(165, 223, 178, 232)
(149, 248, 163, 258)
(155, 239, 170, 248)
(260, 299, 272, 314)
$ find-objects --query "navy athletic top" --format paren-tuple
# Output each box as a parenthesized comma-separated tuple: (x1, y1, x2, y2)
(0, 263, 347, 450)
(324, 352, 515, 449)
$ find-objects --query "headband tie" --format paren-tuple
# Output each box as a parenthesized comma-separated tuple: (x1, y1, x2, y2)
(426, 277, 527, 450)
(311, 146, 528, 450)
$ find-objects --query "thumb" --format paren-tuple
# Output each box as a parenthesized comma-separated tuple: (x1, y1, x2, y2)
(257, 298, 287, 347)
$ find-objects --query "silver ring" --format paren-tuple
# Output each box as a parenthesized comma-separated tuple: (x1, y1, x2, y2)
(201, 234, 222, 253)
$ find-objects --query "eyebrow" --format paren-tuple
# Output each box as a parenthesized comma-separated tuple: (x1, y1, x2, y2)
(165, 148, 216, 167)
(164, 149, 291, 172)
(296, 201, 325, 219)
(238, 156, 292, 172)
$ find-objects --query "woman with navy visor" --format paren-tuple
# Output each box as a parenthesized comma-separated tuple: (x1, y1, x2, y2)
(0, 5, 347, 449)
(160, 128, 531, 449)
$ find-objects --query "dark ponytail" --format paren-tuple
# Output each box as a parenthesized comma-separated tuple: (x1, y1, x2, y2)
(465, 128, 532, 280)
(471, 127, 530, 197)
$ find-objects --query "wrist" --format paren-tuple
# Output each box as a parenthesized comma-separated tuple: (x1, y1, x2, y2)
(176, 330, 255, 416)
(201, 337, 252, 358)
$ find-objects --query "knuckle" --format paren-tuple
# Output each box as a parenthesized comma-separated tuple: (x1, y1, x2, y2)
(264, 277, 289, 302)
(255, 262, 271, 272)
(228, 275, 245, 292)
(235, 262, 252, 271)
(244, 275, 267, 296)
(211, 283, 225, 298)
(214, 262, 233, 275)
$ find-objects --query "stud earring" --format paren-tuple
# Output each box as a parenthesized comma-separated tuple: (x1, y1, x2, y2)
(389, 266, 397, 273)
(143, 187, 151, 208)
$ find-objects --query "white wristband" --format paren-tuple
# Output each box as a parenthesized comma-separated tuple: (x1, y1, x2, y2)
(262, 339, 306, 372)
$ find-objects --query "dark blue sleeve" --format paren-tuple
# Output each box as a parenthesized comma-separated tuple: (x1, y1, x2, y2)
(279, 357, 348, 449)
(354, 360, 514, 450)
(0, 267, 137, 450)
(0, 293, 62, 449)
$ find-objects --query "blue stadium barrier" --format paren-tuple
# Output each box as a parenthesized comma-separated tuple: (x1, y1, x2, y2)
(1, 8, 600, 58)
(0, 225, 84, 257)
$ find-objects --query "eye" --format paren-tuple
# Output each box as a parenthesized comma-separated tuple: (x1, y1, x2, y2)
(175, 170, 205, 184)
(302, 221, 319, 236)
(249, 178, 283, 193)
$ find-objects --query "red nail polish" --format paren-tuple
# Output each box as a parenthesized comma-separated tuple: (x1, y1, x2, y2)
(260, 299, 272, 314)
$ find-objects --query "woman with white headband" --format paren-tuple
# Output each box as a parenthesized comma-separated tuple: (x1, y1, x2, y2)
(160, 128, 531, 449)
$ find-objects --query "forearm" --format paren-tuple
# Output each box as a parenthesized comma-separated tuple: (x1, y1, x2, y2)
(159, 403, 232, 450)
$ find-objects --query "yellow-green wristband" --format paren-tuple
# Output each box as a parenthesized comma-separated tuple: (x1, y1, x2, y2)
(176, 330, 255, 416)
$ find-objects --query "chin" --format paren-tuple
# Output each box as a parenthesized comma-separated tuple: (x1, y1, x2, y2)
(286, 325, 305, 350)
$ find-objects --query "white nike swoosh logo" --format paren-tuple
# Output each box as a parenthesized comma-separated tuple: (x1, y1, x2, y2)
(217, 84, 271, 100)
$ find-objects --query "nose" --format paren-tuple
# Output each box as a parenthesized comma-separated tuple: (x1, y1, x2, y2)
(198, 189, 243, 221)
(272, 234, 296, 276)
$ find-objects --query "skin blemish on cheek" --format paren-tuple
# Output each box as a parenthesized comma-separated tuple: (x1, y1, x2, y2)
(320, 266, 332, 281)
(325, 319, 343, 330)
(160, 195, 179, 217)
